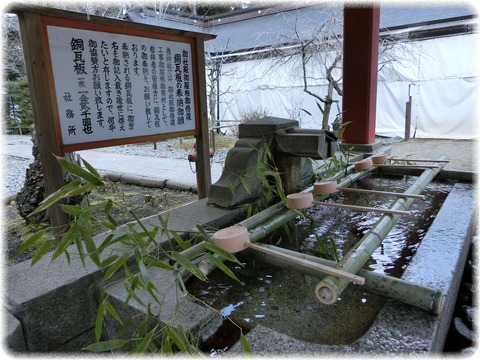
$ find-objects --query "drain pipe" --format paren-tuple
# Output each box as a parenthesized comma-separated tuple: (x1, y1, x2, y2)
(315, 155, 449, 306)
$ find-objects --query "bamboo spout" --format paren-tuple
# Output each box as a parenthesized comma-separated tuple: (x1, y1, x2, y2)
(315, 155, 449, 306)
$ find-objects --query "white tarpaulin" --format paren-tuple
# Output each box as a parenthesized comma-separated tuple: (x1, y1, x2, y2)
(216, 33, 478, 139)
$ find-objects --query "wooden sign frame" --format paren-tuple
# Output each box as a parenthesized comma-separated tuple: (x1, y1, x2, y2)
(12, 6, 215, 231)
(41, 15, 202, 152)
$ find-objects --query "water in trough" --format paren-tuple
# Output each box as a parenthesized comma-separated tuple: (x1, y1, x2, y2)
(187, 174, 456, 351)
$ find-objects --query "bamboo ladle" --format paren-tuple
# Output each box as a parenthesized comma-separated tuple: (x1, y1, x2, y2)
(354, 154, 444, 171)
(212, 225, 365, 285)
(313, 180, 425, 199)
(286, 192, 410, 216)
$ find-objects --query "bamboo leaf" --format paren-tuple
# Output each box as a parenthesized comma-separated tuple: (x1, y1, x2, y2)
(104, 200, 113, 213)
(11, 230, 46, 259)
(117, 317, 132, 337)
(167, 327, 187, 352)
(77, 217, 100, 266)
(170, 251, 205, 281)
(104, 300, 123, 324)
(60, 204, 83, 217)
(171, 230, 188, 249)
(206, 254, 239, 282)
(98, 234, 116, 254)
(203, 241, 239, 264)
(82, 158, 102, 179)
(100, 220, 117, 231)
(240, 332, 253, 355)
(136, 328, 155, 353)
(95, 301, 106, 342)
(124, 283, 146, 307)
(146, 283, 162, 306)
(51, 224, 78, 261)
(103, 256, 126, 281)
(100, 255, 118, 268)
(29, 180, 82, 216)
(144, 257, 175, 271)
(56, 156, 104, 186)
(69, 183, 97, 196)
(31, 239, 54, 265)
(162, 338, 173, 353)
(195, 224, 211, 240)
(83, 339, 126, 352)
(138, 260, 150, 285)
(74, 237, 86, 266)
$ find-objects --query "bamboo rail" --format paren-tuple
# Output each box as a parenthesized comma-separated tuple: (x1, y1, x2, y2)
(195, 164, 373, 275)
(315, 155, 449, 306)
(245, 244, 443, 314)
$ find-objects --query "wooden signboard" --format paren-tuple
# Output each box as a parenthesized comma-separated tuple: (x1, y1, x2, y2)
(43, 16, 200, 152)
(12, 6, 214, 231)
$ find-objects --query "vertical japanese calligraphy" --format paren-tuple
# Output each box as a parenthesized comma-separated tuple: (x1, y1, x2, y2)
(46, 25, 196, 147)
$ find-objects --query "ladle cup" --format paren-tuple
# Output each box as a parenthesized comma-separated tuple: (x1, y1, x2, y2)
(286, 192, 410, 216)
(212, 225, 365, 285)
(313, 180, 424, 199)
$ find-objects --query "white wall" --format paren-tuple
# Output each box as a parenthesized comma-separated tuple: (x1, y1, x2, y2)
(215, 33, 478, 139)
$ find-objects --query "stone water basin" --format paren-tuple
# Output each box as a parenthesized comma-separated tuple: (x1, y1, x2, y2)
(187, 174, 463, 349)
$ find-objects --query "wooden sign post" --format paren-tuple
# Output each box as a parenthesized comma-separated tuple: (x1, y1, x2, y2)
(12, 6, 215, 232)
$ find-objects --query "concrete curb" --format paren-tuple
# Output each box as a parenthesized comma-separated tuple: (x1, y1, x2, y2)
(3, 172, 198, 205)
(102, 172, 198, 193)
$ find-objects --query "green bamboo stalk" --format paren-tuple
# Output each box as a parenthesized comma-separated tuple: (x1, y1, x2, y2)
(246, 244, 443, 314)
(196, 164, 374, 273)
(316, 155, 449, 306)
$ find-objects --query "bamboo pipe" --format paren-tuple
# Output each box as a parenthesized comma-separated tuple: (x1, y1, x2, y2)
(245, 245, 443, 314)
(336, 187, 425, 199)
(197, 165, 375, 275)
(315, 155, 449, 306)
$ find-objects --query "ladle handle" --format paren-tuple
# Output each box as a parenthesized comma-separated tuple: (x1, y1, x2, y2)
(389, 158, 450, 163)
(336, 187, 425, 199)
(312, 201, 410, 216)
(245, 242, 365, 285)
(373, 164, 440, 169)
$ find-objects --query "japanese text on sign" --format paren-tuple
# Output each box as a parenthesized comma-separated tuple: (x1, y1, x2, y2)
(47, 25, 196, 146)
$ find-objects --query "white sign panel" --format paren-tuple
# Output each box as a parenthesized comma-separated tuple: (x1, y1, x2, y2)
(46, 25, 196, 147)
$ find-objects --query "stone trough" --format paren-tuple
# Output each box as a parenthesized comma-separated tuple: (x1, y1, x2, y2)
(4, 118, 476, 355)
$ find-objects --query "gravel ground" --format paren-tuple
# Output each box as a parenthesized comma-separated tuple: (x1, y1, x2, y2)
(1, 135, 231, 199)
(2, 134, 476, 200)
